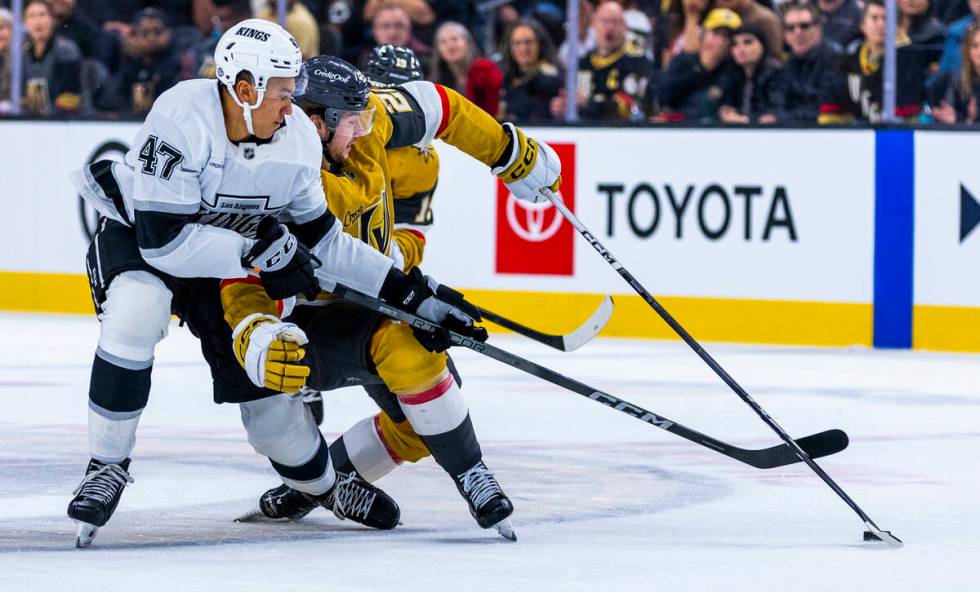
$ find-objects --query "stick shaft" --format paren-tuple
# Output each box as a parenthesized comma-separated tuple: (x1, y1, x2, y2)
(544, 190, 883, 528)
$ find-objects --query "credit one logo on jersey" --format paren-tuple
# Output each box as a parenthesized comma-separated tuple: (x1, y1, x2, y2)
(495, 143, 575, 276)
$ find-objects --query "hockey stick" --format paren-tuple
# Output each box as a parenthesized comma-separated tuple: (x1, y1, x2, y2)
(333, 284, 848, 470)
(540, 188, 902, 547)
(476, 295, 614, 351)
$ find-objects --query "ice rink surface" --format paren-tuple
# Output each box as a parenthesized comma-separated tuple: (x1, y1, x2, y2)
(0, 312, 977, 591)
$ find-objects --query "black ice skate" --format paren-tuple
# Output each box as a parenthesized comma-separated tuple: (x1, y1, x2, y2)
(455, 461, 516, 541)
(319, 471, 400, 530)
(236, 472, 400, 530)
(235, 483, 318, 522)
(67, 458, 134, 548)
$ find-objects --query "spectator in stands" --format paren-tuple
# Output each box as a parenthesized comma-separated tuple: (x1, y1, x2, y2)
(658, 8, 741, 122)
(413, 0, 480, 46)
(257, 0, 319, 58)
(816, 0, 862, 50)
(363, 0, 435, 30)
(0, 8, 12, 114)
(430, 21, 502, 117)
(659, 0, 711, 68)
(99, 8, 181, 114)
(363, 0, 447, 46)
(900, 0, 948, 68)
(499, 18, 563, 123)
(842, 0, 928, 122)
(363, 3, 431, 68)
(939, 0, 979, 73)
(48, 0, 104, 61)
(559, 0, 596, 65)
(779, 0, 847, 123)
(553, 1, 653, 121)
(191, 0, 251, 79)
(75, 0, 141, 30)
(719, 25, 783, 123)
(714, 0, 783, 60)
(22, 0, 82, 114)
(935, 0, 971, 24)
(931, 22, 980, 123)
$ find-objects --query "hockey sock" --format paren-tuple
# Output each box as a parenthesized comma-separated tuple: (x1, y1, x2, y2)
(87, 350, 151, 463)
(269, 432, 336, 497)
(397, 373, 482, 476)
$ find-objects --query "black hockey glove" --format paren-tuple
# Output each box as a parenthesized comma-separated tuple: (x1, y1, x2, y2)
(379, 266, 488, 352)
(243, 217, 321, 300)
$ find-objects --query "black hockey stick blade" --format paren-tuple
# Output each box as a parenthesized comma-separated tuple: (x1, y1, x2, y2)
(334, 285, 848, 470)
(477, 295, 614, 351)
(734, 429, 849, 469)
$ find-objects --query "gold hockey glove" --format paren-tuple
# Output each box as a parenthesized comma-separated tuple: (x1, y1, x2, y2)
(232, 313, 310, 392)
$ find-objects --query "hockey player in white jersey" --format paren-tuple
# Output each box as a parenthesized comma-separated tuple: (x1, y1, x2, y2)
(68, 20, 480, 547)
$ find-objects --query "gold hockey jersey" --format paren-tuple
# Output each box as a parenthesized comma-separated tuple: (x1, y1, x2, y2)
(388, 143, 438, 269)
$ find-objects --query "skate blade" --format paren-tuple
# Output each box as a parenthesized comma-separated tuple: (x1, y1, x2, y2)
(75, 523, 98, 548)
(494, 519, 517, 542)
(234, 507, 269, 523)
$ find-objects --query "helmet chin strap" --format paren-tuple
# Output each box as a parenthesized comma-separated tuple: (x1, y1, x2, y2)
(227, 85, 266, 137)
(321, 130, 339, 166)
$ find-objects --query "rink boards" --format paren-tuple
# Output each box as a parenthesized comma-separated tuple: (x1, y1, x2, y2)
(0, 120, 974, 351)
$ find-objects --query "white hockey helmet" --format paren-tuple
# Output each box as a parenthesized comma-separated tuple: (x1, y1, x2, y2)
(213, 19, 305, 135)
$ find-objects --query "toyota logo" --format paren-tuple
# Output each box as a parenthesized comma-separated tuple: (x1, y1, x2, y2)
(505, 191, 564, 242)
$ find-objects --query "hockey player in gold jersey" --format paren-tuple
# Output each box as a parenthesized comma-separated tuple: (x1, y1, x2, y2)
(299, 45, 434, 424)
(222, 54, 562, 538)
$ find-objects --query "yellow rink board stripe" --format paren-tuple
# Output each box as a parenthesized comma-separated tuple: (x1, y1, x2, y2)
(464, 289, 872, 347)
(0, 271, 873, 346)
(0, 271, 93, 314)
(913, 305, 980, 351)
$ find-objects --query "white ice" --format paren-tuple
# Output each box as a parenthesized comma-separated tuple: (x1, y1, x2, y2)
(0, 312, 977, 591)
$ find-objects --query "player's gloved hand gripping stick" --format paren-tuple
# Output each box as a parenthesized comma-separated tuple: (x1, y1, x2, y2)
(379, 266, 488, 352)
(243, 216, 321, 300)
(538, 187, 902, 548)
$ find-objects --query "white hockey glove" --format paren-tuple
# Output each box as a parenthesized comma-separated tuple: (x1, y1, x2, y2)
(492, 122, 562, 204)
(232, 313, 310, 392)
(379, 267, 488, 352)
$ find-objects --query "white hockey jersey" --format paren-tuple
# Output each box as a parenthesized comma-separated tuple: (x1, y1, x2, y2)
(73, 79, 393, 296)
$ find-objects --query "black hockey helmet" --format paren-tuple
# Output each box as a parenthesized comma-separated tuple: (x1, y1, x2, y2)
(365, 45, 423, 87)
(294, 55, 374, 135)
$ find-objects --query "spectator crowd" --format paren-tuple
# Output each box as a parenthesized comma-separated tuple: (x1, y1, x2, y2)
(0, 0, 978, 125)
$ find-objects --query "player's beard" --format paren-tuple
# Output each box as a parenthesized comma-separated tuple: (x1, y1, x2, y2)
(323, 133, 353, 165)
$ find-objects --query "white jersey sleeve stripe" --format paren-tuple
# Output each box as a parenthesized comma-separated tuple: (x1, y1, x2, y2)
(139, 225, 250, 279)
(399, 81, 444, 148)
(132, 199, 202, 215)
(282, 197, 328, 226)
